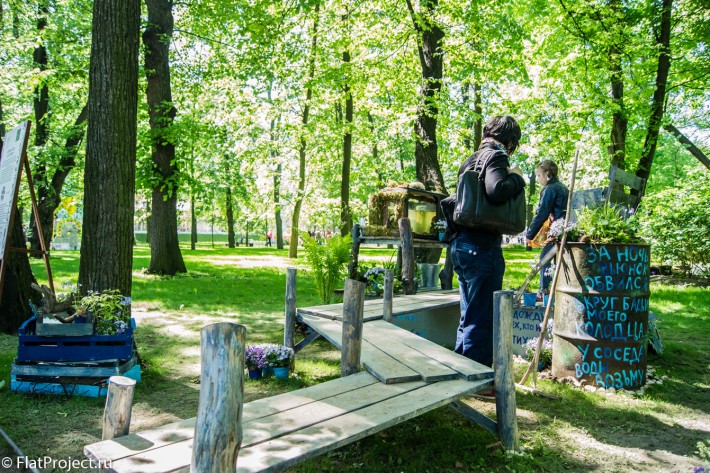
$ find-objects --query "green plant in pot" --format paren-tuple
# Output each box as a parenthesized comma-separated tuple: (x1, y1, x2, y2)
(76, 289, 131, 335)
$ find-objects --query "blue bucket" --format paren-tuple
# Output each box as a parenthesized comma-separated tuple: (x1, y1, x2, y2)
(523, 293, 537, 307)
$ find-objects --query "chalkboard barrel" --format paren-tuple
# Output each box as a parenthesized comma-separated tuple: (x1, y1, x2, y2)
(552, 243, 651, 391)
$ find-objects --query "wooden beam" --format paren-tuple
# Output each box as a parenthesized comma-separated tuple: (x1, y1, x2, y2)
(450, 400, 498, 435)
(398, 218, 415, 294)
(284, 267, 297, 350)
(293, 330, 321, 353)
(191, 323, 246, 473)
(493, 290, 519, 452)
(383, 269, 394, 323)
(341, 278, 365, 377)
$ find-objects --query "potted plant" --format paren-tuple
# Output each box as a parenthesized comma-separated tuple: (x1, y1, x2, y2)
(76, 289, 132, 336)
(525, 337, 553, 371)
(550, 203, 651, 390)
(264, 344, 294, 379)
(245, 345, 267, 380)
(431, 219, 447, 241)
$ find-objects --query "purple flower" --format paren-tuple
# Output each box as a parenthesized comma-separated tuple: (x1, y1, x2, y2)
(245, 345, 268, 370)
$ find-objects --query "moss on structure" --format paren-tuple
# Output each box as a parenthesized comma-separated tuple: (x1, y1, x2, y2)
(365, 184, 444, 238)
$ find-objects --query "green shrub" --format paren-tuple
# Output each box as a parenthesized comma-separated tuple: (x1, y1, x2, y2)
(641, 172, 710, 276)
(301, 233, 352, 303)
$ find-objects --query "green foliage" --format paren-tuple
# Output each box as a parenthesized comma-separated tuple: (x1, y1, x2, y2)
(641, 173, 710, 275)
(573, 203, 643, 244)
(77, 289, 131, 335)
(301, 233, 352, 303)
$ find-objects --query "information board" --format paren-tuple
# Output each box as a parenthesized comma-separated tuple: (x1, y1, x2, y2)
(0, 122, 29, 259)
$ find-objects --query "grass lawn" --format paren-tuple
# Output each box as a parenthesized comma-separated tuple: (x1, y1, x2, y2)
(0, 245, 708, 472)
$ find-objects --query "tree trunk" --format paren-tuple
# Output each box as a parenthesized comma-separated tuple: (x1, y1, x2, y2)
(289, 3, 320, 259)
(78, 0, 141, 296)
(226, 186, 235, 248)
(635, 0, 672, 193)
(145, 198, 151, 244)
(191, 192, 197, 250)
(0, 209, 39, 334)
(271, 115, 284, 250)
(664, 124, 710, 170)
(144, 0, 186, 275)
(405, 0, 447, 194)
(526, 171, 536, 250)
(340, 46, 353, 238)
(608, 0, 628, 170)
(472, 82, 482, 151)
(28, 2, 51, 254)
(29, 105, 88, 253)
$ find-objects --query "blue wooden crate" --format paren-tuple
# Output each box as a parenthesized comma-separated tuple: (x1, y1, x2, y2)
(11, 363, 141, 398)
(17, 316, 135, 362)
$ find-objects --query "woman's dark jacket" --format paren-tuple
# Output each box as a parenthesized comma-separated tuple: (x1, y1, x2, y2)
(525, 176, 569, 241)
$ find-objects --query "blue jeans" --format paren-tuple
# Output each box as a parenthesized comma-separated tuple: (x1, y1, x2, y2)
(451, 236, 505, 367)
(539, 242, 556, 294)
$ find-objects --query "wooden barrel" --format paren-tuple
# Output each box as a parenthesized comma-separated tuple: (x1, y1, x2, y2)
(552, 243, 651, 390)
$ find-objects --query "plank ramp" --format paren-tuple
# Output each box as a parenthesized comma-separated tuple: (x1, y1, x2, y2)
(298, 314, 493, 384)
(297, 290, 459, 322)
(85, 372, 492, 473)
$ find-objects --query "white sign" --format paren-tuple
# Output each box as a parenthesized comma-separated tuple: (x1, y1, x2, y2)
(0, 122, 29, 259)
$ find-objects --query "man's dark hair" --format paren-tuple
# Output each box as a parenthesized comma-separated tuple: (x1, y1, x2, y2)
(482, 116, 521, 154)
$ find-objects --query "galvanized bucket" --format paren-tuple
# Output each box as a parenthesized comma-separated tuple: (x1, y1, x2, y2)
(552, 243, 651, 390)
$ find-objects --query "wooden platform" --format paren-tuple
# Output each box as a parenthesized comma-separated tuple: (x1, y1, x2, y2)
(85, 291, 498, 472)
(297, 290, 460, 322)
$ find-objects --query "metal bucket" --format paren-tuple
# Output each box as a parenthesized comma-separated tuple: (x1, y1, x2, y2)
(552, 243, 651, 390)
(418, 263, 441, 288)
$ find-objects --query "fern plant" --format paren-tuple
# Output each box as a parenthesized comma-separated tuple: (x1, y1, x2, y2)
(301, 233, 352, 303)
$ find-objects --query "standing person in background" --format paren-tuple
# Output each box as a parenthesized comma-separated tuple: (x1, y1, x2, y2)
(526, 160, 569, 301)
(266, 230, 273, 247)
(451, 116, 526, 374)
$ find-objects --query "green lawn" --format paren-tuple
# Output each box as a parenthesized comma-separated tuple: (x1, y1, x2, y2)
(0, 246, 707, 472)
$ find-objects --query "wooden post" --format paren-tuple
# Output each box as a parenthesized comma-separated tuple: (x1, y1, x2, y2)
(101, 376, 136, 440)
(191, 323, 246, 473)
(347, 223, 361, 280)
(383, 269, 394, 323)
(341, 278, 365, 377)
(398, 218, 415, 294)
(493, 290, 519, 452)
(284, 267, 297, 350)
(440, 246, 454, 290)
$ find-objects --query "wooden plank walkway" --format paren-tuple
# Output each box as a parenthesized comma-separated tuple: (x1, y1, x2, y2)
(85, 291, 497, 473)
(85, 373, 491, 473)
(297, 290, 460, 322)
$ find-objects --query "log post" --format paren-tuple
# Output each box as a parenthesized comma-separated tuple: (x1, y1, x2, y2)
(493, 290, 519, 452)
(101, 376, 136, 440)
(383, 269, 394, 323)
(284, 267, 297, 350)
(341, 278, 365, 377)
(191, 323, 246, 473)
(398, 218, 415, 294)
(440, 246, 454, 290)
(347, 223, 361, 280)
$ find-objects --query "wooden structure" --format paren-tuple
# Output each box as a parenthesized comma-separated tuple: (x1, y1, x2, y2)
(365, 186, 446, 238)
(84, 274, 519, 472)
(571, 165, 648, 213)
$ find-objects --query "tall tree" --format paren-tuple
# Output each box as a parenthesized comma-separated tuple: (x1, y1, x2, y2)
(340, 9, 353, 237)
(78, 0, 141, 295)
(143, 0, 186, 275)
(405, 0, 446, 194)
(289, 2, 320, 259)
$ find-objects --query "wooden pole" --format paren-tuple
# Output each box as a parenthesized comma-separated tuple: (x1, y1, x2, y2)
(284, 267, 297, 350)
(398, 218, 415, 294)
(493, 290, 519, 452)
(341, 278, 365, 377)
(383, 269, 394, 323)
(440, 246, 454, 290)
(191, 323, 246, 473)
(101, 376, 136, 440)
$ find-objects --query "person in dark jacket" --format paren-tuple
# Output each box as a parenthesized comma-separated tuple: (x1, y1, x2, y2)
(526, 160, 569, 299)
(452, 116, 526, 369)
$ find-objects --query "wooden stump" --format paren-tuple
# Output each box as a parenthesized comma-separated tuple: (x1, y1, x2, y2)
(383, 269, 394, 323)
(102, 376, 136, 440)
(440, 247, 454, 290)
(341, 278, 365, 377)
(191, 323, 246, 473)
(347, 224, 362, 280)
(493, 290, 519, 452)
(398, 218, 415, 295)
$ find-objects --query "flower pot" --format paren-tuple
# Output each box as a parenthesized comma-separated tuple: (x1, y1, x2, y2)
(262, 366, 273, 377)
(538, 362, 546, 371)
(543, 294, 550, 307)
(273, 366, 289, 379)
(522, 293, 537, 307)
(438, 232, 445, 241)
(248, 368, 262, 380)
